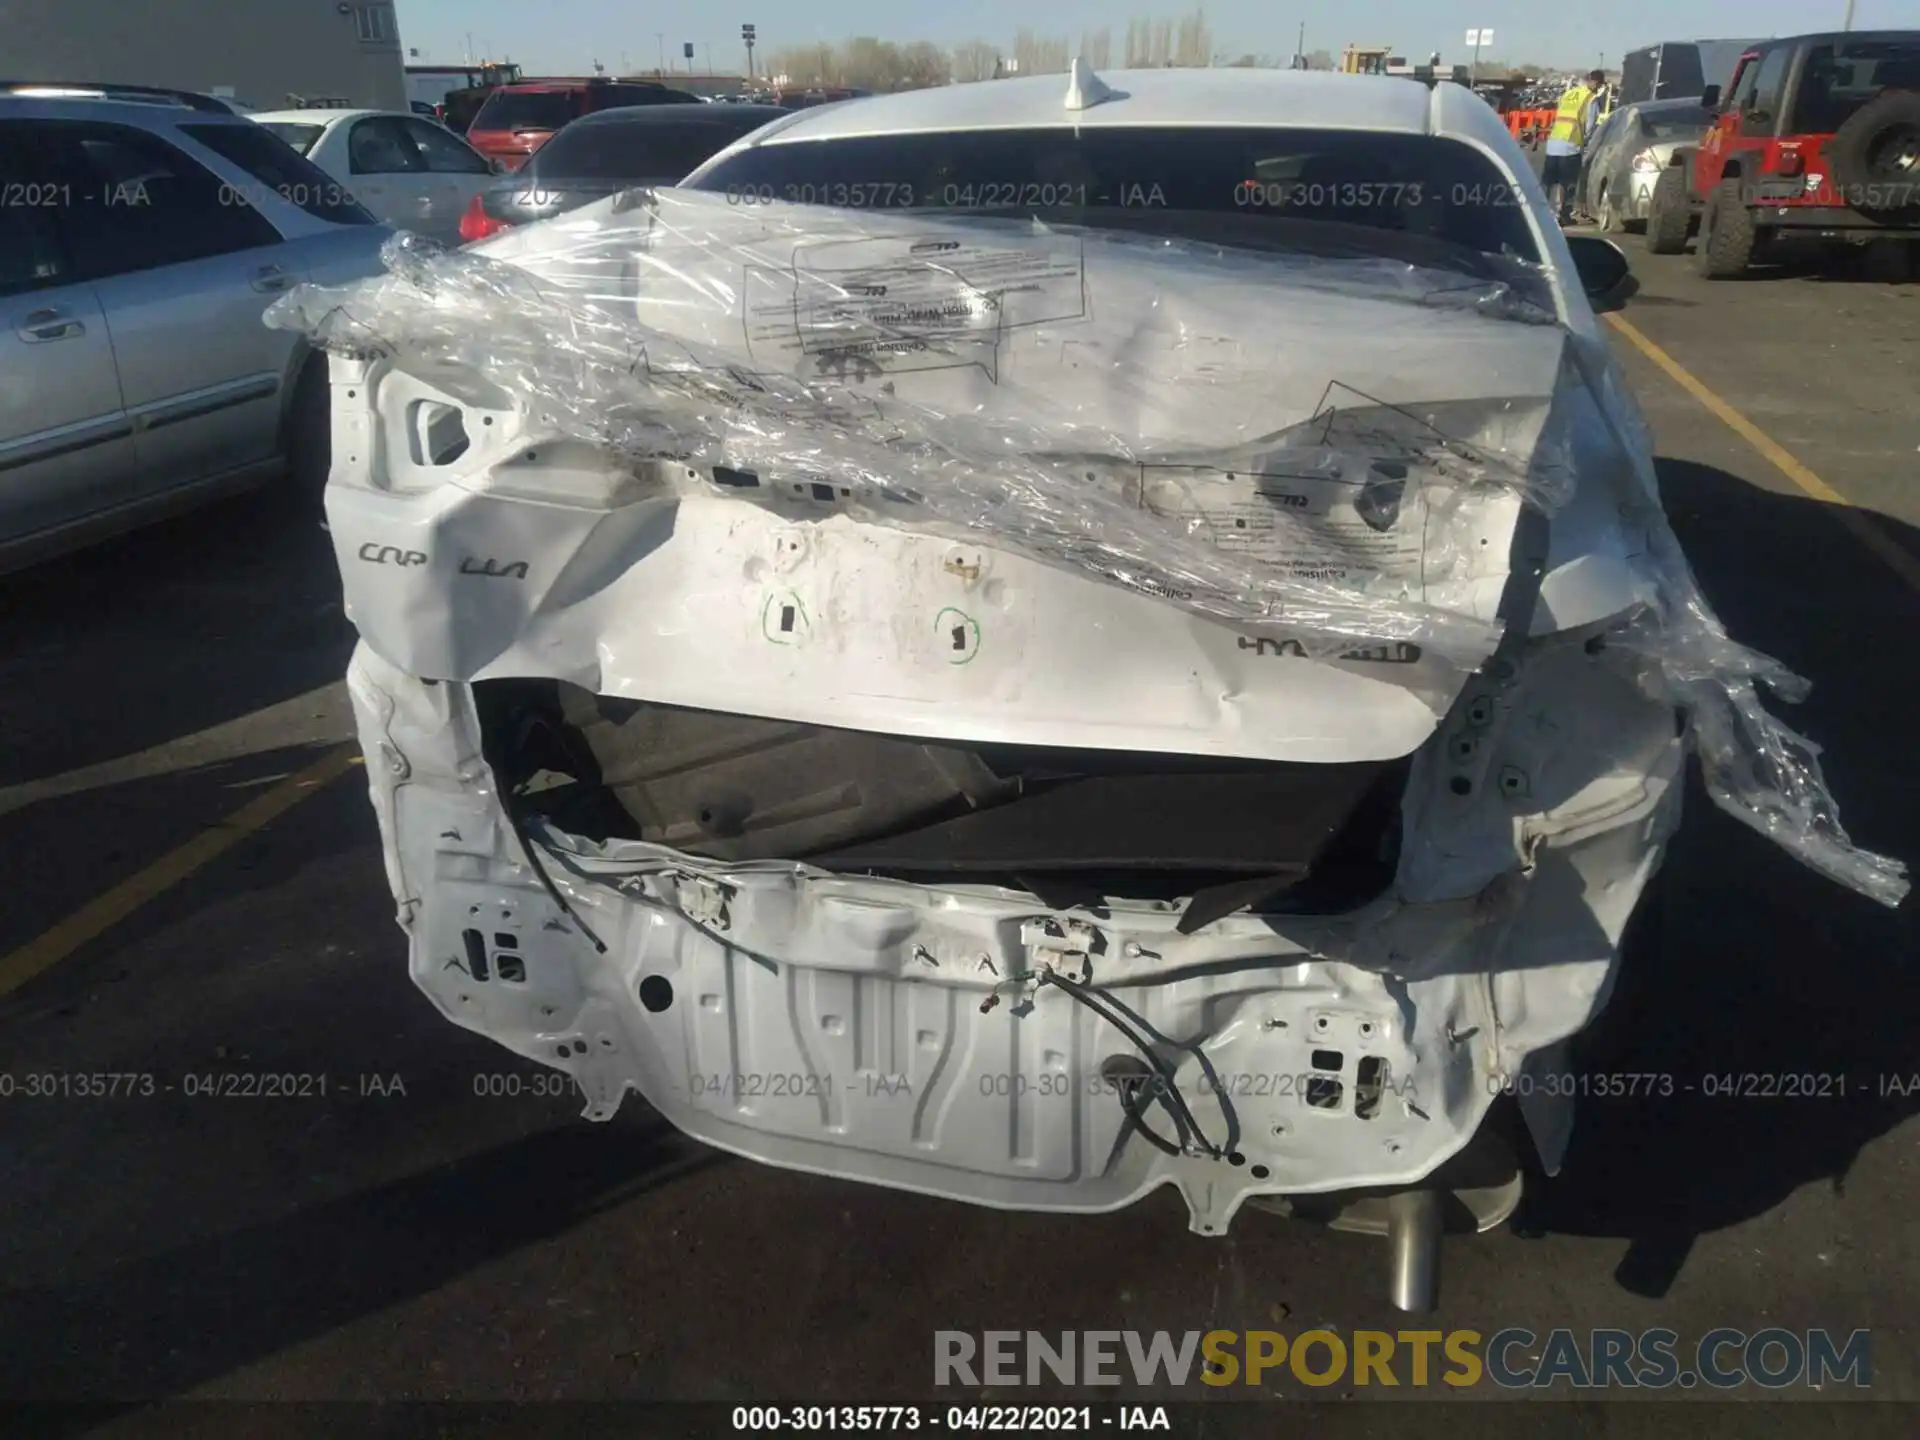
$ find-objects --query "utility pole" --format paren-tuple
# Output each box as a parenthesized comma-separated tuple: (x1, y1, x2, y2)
(1465, 28, 1492, 87)
(464, 31, 473, 64)
(1297, 21, 1305, 67)
(657, 33, 666, 74)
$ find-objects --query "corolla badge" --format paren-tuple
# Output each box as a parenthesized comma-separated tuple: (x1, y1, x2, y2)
(459, 556, 530, 580)
(358, 542, 428, 566)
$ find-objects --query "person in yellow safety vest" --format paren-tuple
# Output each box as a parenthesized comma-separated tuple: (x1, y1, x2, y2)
(1542, 69, 1607, 226)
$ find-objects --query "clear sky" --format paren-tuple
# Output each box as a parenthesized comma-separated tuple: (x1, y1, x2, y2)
(394, 0, 1920, 75)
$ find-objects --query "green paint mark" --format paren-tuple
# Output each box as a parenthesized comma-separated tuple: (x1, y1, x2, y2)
(935, 607, 981, 665)
(761, 590, 810, 645)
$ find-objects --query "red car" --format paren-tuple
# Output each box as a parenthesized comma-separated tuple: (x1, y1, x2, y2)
(465, 78, 700, 171)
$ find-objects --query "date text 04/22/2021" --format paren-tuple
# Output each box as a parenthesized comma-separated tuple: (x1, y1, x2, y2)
(0, 1071, 408, 1099)
(730, 1404, 1171, 1432)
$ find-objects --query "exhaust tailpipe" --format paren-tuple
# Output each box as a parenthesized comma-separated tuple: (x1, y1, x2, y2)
(1387, 1189, 1442, 1312)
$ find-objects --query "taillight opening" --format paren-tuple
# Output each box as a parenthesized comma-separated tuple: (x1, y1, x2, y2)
(1772, 150, 1806, 177)
(459, 193, 510, 244)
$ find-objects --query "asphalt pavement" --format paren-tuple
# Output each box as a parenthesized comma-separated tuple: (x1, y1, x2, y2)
(0, 229, 1916, 1429)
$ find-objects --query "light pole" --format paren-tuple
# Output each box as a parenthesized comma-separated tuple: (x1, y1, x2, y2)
(657, 33, 666, 74)
(1843, 0, 1855, 30)
(1465, 28, 1492, 87)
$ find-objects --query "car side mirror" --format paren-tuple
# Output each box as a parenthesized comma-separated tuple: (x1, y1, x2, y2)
(1699, 83, 1721, 110)
(1566, 235, 1636, 313)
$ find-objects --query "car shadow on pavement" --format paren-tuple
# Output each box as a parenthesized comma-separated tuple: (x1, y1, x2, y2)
(1667, 235, 1920, 287)
(0, 1116, 720, 1415)
(1519, 458, 1920, 1297)
(0, 739, 369, 961)
(0, 486, 353, 788)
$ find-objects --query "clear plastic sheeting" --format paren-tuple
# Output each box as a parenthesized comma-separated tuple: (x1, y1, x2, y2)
(268, 191, 1906, 907)
(269, 192, 1585, 667)
(1578, 349, 1909, 909)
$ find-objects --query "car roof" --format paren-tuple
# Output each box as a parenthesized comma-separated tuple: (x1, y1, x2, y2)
(1747, 30, 1919, 51)
(745, 68, 1449, 145)
(568, 102, 783, 127)
(1629, 98, 1712, 115)
(248, 109, 388, 125)
(0, 91, 259, 125)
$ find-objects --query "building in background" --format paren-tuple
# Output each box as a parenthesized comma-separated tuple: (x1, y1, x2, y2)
(5, 0, 407, 111)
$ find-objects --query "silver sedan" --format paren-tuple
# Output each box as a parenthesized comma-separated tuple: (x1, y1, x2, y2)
(1579, 99, 1712, 233)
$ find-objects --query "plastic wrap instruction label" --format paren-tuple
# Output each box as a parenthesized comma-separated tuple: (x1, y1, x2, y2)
(742, 235, 1088, 381)
(1136, 465, 1429, 586)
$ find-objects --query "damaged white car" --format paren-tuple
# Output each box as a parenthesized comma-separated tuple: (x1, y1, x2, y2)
(272, 65, 1906, 1310)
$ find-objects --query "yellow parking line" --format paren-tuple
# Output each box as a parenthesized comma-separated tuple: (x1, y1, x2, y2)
(0, 743, 364, 1001)
(1605, 311, 1920, 593)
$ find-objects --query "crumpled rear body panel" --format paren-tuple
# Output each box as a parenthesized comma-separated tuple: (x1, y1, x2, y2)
(292, 188, 1901, 1239)
(348, 632, 1680, 1230)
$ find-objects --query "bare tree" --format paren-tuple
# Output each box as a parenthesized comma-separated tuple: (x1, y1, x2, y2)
(765, 43, 826, 85)
(1013, 27, 1071, 75)
(951, 39, 1000, 82)
(1149, 19, 1173, 66)
(896, 40, 950, 89)
(1082, 26, 1113, 68)
(1173, 8, 1212, 66)
(1305, 49, 1334, 71)
(1123, 19, 1147, 66)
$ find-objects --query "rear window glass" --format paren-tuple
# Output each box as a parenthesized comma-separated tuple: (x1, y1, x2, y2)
(686, 127, 1542, 267)
(1796, 41, 1920, 132)
(472, 89, 579, 132)
(1641, 107, 1710, 139)
(532, 115, 776, 182)
(592, 84, 700, 109)
(180, 121, 376, 225)
(259, 122, 326, 154)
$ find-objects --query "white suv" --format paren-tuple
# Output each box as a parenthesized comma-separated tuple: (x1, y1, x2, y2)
(0, 84, 391, 573)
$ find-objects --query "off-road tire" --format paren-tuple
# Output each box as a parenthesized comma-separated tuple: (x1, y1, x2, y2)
(1645, 168, 1692, 254)
(1694, 179, 1756, 278)
(1825, 89, 1920, 214)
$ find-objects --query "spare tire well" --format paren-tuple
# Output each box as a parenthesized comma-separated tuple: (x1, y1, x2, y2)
(472, 678, 1410, 919)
